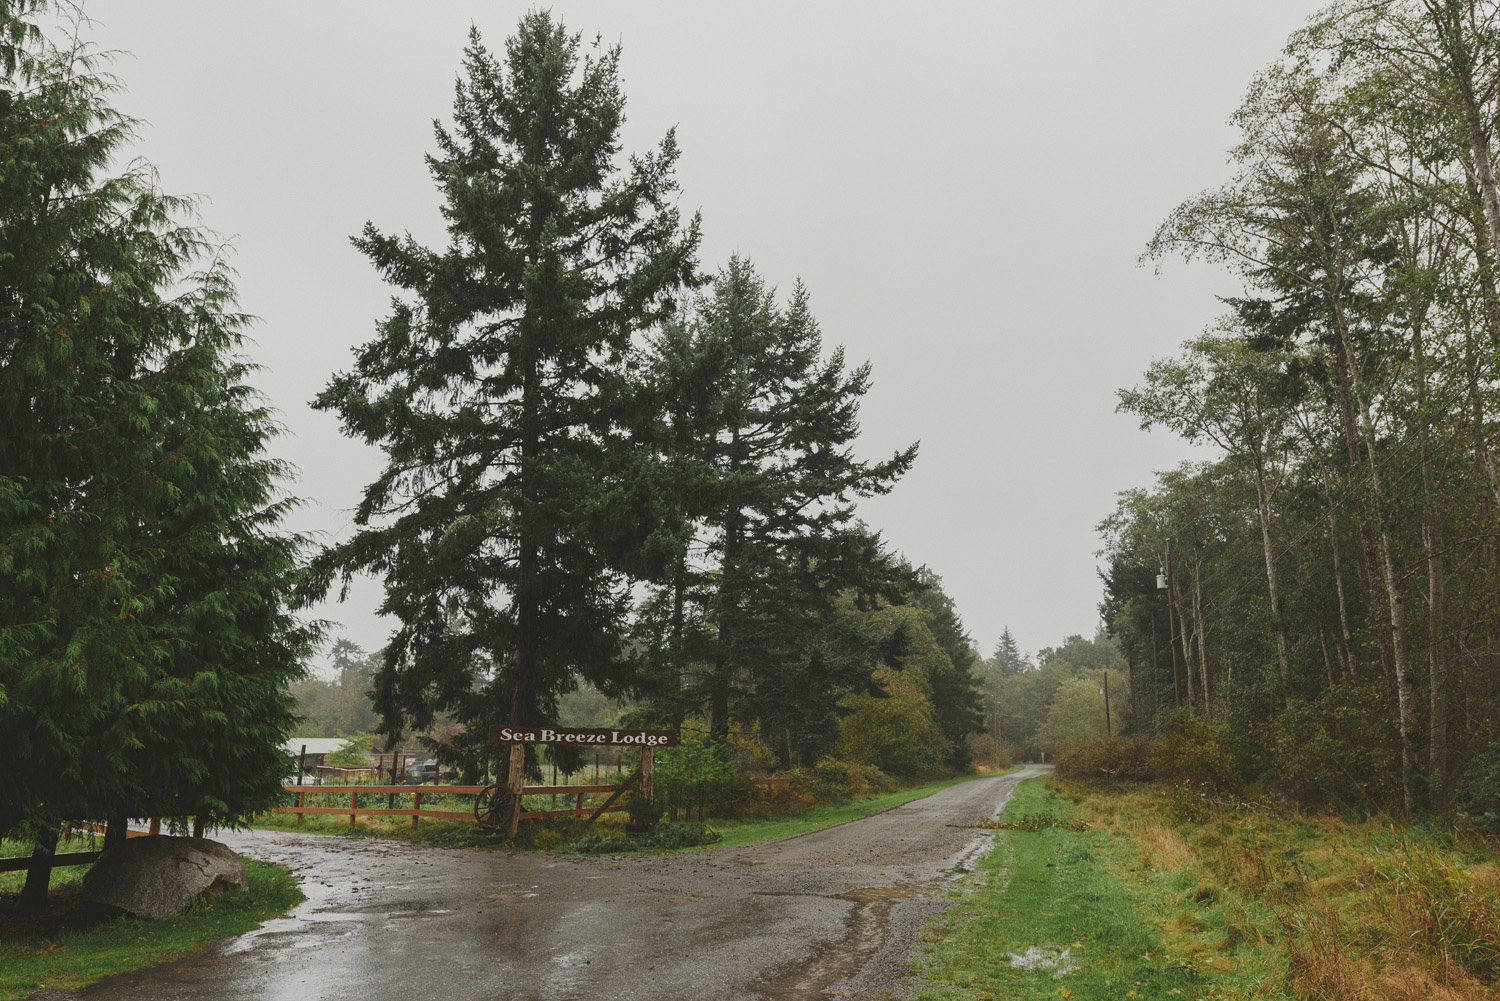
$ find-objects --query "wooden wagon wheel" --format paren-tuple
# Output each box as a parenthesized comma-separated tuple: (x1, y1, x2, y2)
(474, 784, 516, 834)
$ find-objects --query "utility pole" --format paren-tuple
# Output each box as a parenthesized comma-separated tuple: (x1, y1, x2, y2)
(1163, 538, 1182, 710)
(1150, 611, 1161, 726)
(1103, 671, 1112, 737)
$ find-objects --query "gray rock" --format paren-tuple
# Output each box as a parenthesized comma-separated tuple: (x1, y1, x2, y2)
(81, 835, 249, 920)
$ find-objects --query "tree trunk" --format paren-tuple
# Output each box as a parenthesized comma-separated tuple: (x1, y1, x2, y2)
(1459, 294, 1500, 506)
(1150, 610, 1163, 724)
(508, 326, 539, 839)
(710, 429, 745, 740)
(1252, 451, 1293, 701)
(1320, 626, 1336, 689)
(1425, 512, 1448, 805)
(1193, 553, 1210, 711)
(1173, 566, 1196, 712)
(18, 826, 59, 915)
(1428, 0, 1500, 271)
(1316, 456, 1358, 679)
(1353, 367, 1418, 812)
(668, 555, 688, 727)
(1329, 300, 1394, 680)
(1415, 318, 1449, 804)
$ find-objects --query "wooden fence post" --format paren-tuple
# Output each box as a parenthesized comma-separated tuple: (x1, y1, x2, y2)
(296, 790, 305, 827)
(350, 790, 358, 827)
(412, 791, 421, 830)
(506, 742, 524, 838)
(641, 748, 655, 801)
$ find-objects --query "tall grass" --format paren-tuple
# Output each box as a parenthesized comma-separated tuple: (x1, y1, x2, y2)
(1057, 779, 1500, 1001)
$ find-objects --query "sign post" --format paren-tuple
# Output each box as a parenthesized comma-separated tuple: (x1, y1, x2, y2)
(486, 726, 679, 834)
(505, 740, 525, 837)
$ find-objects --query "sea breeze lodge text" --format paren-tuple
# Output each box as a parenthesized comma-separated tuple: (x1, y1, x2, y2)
(487, 725, 680, 748)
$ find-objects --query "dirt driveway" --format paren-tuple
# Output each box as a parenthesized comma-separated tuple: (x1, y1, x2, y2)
(69, 765, 1047, 1001)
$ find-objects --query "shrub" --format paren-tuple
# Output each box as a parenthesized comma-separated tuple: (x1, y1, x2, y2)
(790, 765, 853, 806)
(789, 759, 898, 806)
(1265, 686, 1400, 810)
(835, 667, 949, 776)
(1052, 737, 1156, 780)
(964, 733, 1015, 771)
(625, 794, 664, 828)
(325, 734, 378, 766)
(654, 733, 739, 819)
(1455, 747, 1500, 835)
(1153, 711, 1246, 795)
(564, 821, 721, 854)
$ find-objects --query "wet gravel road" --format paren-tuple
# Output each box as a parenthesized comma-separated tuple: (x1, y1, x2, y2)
(71, 765, 1047, 1001)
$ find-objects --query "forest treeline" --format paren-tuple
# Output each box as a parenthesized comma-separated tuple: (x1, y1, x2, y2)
(1100, 0, 1500, 817)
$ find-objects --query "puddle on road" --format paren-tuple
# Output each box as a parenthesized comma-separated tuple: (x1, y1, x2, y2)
(758, 886, 919, 998)
(223, 909, 363, 955)
(1008, 944, 1080, 978)
(222, 867, 454, 956)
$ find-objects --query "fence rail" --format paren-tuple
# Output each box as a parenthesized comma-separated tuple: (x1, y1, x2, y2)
(276, 783, 635, 827)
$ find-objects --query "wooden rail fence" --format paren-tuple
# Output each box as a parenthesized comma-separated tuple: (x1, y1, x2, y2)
(278, 783, 634, 827)
(279, 776, 794, 828)
(0, 777, 799, 876)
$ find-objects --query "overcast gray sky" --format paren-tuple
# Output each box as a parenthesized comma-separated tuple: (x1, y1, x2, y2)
(82, 1, 1318, 669)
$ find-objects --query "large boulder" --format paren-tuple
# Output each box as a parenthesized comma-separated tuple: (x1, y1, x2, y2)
(81, 835, 248, 920)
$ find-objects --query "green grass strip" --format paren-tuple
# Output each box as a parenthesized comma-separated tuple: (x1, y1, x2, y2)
(909, 778, 1219, 1001)
(704, 774, 986, 851)
(0, 859, 302, 1000)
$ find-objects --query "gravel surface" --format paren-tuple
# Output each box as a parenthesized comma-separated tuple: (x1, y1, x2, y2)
(67, 765, 1047, 1001)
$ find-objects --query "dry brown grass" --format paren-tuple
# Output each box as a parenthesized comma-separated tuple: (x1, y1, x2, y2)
(1134, 815, 1195, 872)
(1059, 777, 1500, 1001)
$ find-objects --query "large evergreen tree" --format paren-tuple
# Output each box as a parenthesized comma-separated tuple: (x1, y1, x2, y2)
(310, 14, 699, 823)
(635, 257, 917, 763)
(907, 569, 985, 768)
(0, 0, 311, 902)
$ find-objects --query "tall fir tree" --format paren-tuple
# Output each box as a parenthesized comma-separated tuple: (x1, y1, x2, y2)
(991, 627, 1029, 676)
(310, 13, 699, 822)
(907, 568, 985, 767)
(637, 257, 917, 763)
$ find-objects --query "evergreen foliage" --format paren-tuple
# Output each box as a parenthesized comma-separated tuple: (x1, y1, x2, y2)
(629, 257, 921, 766)
(892, 569, 985, 769)
(309, 13, 701, 767)
(990, 627, 1027, 676)
(0, 0, 312, 851)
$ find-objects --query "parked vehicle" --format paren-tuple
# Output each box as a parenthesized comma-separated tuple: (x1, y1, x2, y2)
(400, 759, 458, 784)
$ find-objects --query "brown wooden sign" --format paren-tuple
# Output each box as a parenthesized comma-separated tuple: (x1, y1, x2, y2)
(487, 725, 679, 748)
